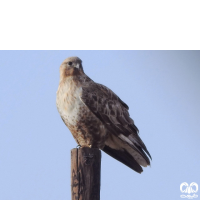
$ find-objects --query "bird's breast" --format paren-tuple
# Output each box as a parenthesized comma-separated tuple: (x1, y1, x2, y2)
(56, 79, 83, 126)
(56, 78, 108, 148)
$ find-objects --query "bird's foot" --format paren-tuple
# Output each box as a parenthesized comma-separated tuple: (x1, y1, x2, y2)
(78, 144, 92, 148)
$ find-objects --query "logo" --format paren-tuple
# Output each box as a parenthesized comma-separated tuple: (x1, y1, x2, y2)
(180, 182, 198, 199)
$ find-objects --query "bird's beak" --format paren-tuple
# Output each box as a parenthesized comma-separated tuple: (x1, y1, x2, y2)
(75, 63, 80, 69)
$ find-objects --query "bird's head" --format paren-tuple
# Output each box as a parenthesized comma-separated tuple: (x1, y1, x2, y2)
(60, 57, 84, 79)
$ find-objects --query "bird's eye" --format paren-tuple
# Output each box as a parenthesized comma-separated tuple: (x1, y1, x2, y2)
(68, 62, 73, 66)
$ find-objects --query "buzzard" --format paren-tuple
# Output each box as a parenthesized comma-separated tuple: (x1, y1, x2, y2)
(56, 57, 151, 173)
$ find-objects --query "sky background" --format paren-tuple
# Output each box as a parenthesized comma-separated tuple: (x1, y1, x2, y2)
(0, 51, 200, 200)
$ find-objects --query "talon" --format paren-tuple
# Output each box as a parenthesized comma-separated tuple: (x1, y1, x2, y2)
(76, 144, 81, 148)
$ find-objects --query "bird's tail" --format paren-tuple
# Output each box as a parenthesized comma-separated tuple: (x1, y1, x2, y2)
(102, 134, 151, 173)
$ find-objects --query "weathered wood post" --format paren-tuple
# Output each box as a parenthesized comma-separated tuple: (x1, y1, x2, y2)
(71, 147, 101, 200)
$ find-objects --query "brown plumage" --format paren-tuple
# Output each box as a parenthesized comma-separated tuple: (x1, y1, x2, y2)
(56, 57, 152, 173)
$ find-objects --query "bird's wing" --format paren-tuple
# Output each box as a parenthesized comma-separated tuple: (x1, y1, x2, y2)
(80, 80, 151, 170)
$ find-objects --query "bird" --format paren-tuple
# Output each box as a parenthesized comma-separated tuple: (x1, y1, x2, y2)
(56, 56, 152, 173)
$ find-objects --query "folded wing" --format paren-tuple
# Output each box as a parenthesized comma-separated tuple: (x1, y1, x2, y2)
(80, 79, 152, 173)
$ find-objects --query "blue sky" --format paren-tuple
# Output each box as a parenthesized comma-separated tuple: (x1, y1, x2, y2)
(0, 51, 200, 200)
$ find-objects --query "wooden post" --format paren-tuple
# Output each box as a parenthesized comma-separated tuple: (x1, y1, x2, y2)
(71, 147, 101, 200)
